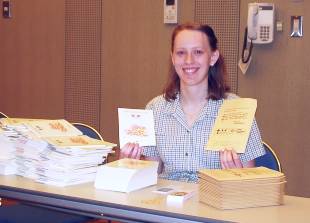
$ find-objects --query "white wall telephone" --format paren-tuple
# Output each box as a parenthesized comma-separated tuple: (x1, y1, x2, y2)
(247, 3, 274, 44)
(241, 2, 275, 63)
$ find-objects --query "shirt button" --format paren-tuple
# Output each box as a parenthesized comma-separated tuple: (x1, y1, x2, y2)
(185, 152, 188, 156)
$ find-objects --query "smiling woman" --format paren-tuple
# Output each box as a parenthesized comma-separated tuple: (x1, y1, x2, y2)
(120, 22, 266, 183)
(166, 23, 228, 102)
(171, 30, 213, 97)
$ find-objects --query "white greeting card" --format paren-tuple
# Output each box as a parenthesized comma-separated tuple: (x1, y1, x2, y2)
(118, 108, 156, 148)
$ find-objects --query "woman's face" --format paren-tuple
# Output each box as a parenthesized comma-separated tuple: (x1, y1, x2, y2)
(171, 30, 219, 88)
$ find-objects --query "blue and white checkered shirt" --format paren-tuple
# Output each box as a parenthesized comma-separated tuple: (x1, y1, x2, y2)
(142, 93, 266, 183)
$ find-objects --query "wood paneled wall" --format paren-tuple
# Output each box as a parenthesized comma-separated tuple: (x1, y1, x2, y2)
(238, 0, 310, 197)
(64, 0, 102, 129)
(195, 0, 240, 93)
(0, 0, 65, 118)
(100, 0, 195, 143)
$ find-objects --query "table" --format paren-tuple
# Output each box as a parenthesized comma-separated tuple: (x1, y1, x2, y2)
(0, 175, 310, 223)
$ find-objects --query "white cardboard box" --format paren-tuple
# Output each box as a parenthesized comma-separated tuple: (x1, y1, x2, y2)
(167, 190, 195, 203)
(94, 158, 158, 193)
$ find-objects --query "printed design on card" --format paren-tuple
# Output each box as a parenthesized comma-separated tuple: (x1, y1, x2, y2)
(48, 122, 68, 132)
(126, 125, 148, 137)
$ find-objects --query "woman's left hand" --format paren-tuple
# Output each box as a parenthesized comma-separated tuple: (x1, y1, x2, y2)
(220, 149, 243, 169)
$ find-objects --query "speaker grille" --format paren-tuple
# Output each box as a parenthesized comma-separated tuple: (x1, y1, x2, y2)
(64, 0, 102, 129)
(195, 0, 239, 93)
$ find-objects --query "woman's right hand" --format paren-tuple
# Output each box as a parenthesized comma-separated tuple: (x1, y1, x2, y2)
(119, 143, 143, 159)
(220, 149, 243, 169)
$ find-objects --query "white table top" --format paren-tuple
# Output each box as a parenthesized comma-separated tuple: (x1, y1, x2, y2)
(0, 175, 310, 223)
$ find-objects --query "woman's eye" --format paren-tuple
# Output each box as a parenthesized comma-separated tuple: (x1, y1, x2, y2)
(193, 50, 204, 56)
(175, 51, 186, 56)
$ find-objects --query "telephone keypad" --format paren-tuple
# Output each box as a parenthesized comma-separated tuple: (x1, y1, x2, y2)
(260, 26, 270, 42)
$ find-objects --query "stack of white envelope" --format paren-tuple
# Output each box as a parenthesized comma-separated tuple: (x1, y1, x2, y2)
(198, 167, 286, 210)
(95, 158, 158, 192)
(0, 131, 17, 175)
(0, 118, 116, 186)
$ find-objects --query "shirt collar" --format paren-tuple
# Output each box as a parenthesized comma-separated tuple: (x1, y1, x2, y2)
(163, 93, 180, 115)
(164, 93, 225, 120)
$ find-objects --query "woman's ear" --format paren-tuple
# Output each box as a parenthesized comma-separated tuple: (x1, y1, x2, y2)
(171, 52, 175, 66)
(210, 50, 220, 66)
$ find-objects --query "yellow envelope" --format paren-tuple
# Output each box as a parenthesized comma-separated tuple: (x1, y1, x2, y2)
(206, 98, 257, 153)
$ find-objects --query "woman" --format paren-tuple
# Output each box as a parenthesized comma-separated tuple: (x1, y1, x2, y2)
(121, 23, 265, 182)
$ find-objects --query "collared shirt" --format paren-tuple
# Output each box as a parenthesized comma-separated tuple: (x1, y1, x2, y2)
(142, 93, 266, 183)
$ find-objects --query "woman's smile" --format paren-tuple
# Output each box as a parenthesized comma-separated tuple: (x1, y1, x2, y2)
(182, 66, 200, 75)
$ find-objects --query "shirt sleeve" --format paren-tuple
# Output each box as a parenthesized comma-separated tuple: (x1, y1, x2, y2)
(142, 145, 159, 157)
(239, 118, 266, 163)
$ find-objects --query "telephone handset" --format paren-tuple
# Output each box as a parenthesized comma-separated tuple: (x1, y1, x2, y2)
(247, 4, 259, 41)
(242, 3, 275, 63)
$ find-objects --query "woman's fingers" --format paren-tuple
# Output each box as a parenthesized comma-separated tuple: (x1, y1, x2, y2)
(120, 143, 133, 158)
(120, 143, 134, 158)
(120, 143, 142, 159)
(232, 150, 243, 168)
(220, 149, 243, 169)
(131, 143, 142, 159)
(135, 144, 143, 159)
(220, 150, 227, 169)
(225, 149, 235, 168)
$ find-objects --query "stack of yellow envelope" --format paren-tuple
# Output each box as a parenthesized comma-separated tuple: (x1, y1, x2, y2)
(198, 167, 286, 210)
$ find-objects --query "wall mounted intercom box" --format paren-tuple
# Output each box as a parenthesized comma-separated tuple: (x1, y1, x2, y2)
(164, 0, 177, 24)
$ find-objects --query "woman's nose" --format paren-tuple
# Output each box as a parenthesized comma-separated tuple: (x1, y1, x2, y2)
(185, 53, 194, 63)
